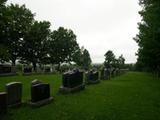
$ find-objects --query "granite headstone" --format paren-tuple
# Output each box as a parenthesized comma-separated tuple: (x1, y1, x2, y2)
(0, 92, 7, 114)
(62, 70, 83, 88)
(6, 82, 22, 107)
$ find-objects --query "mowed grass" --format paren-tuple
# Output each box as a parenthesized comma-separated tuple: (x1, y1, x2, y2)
(0, 72, 160, 120)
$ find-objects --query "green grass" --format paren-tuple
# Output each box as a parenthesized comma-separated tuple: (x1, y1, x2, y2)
(0, 72, 160, 120)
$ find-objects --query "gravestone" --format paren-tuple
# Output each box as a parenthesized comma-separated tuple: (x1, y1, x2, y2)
(0, 92, 7, 114)
(0, 65, 16, 76)
(31, 79, 43, 86)
(59, 69, 85, 93)
(44, 67, 51, 73)
(6, 82, 22, 107)
(85, 70, 100, 84)
(30, 80, 53, 107)
(23, 67, 32, 75)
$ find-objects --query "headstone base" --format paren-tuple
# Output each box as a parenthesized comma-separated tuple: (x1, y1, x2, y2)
(0, 73, 17, 77)
(23, 72, 55, 76)
(86, 80, 100, 84)
(0, 92, 7, 115)
(22, 72, 42, 76)
(101, 77, 110, 80)
(8, 102, 21, 108)
(59, 84, 85, 94)
(29, 97, 53, 107)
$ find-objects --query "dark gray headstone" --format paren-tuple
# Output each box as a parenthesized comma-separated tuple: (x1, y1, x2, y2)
(31, 79, 43, 86)
(90, 71, 99, 81)
(0, 65, 11, 74)
(62, 70, 83, 88)
(44, 67, 51, 73)
(23, 67, 32, 73)
(6, 82, 22, 107)
(31, 83, 50, 103)
(0, 92, 7, 114)
(0, 65, 16, 76)
(85, 70, 99, 83)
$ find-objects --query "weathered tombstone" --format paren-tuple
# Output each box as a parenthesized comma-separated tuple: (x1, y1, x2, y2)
(31, 79, 43, 86)
(6, 82, 22, 107)
(59, 69, 85, 93)
(30, 80, 53, 107)
(85, 70, 100, 84)
(44, 67, 51, 73)
(23, 67, 32, 75)
(0, 92, 7, 114)
(0, 65, 16, 76)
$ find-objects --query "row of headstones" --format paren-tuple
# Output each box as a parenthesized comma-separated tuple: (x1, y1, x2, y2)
(0, 68, 126, 115)
(0, 65, 16, 76)
(23, 67, 54, 75)
(0, 80, 53, 115)
(0, 65, 54, 76)
(59, 68, 126, 93)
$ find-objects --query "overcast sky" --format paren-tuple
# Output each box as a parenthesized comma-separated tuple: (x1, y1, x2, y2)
(8, 0, 141, 63)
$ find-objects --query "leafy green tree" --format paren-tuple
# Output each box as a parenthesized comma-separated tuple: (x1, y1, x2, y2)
(0, 45, 10, 63)
(73, 47, 92, 69)
(112, 58, 119, 69)
(134, 0, 160, 75)
(104, 50, 115, 69)
(81, 48, 92, 69)
(0, 0, 7, 5)
(21, 21, 51, 71)
(49, 27, 79, 70)
(2, 4, 34, 65)
(0, 0, 10, 62)
(72, 47, 83, 66)
(118, 54, 125, 69)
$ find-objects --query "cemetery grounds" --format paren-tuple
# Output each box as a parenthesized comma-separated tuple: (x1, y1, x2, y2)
(0, 72, 160, 120)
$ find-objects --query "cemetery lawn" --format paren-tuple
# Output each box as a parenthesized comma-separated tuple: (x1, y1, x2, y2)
(0, 72, 160, 120)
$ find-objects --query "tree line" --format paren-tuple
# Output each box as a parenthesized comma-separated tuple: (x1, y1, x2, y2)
(134, 0, 160, 76)
(104, 50, 125, 70)
(0, 0, 92, 71)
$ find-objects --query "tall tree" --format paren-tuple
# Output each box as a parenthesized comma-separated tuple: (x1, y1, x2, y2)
(21, 21, 51, 71)
(104, 50, 115, 69)
(49, 27, 79, 70)
(82, 49, 92, 70)
(0, 0, 10, 62)
(3, 4, 34, 65)
(73, 47, 92, 69)
(118, 54, 125, 69)
(134, 0, 160, 74)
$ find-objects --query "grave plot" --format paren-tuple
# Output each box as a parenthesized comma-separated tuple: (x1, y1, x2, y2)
(59, 69, 85, 94)
(29, 80, 53, 107)
(100, 68, 110, 80)
(85, 70, 100, 84)
(0, 65, 17, 76)
(0, 92, 7, 115)
(22, 67, 33, 75)
(6, 82, 22, 107)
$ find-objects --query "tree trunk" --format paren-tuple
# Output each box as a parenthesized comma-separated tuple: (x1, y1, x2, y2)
(32, 62, 37, 72)
(11, 59, 16, 66)
(57, 63, 61, 72)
